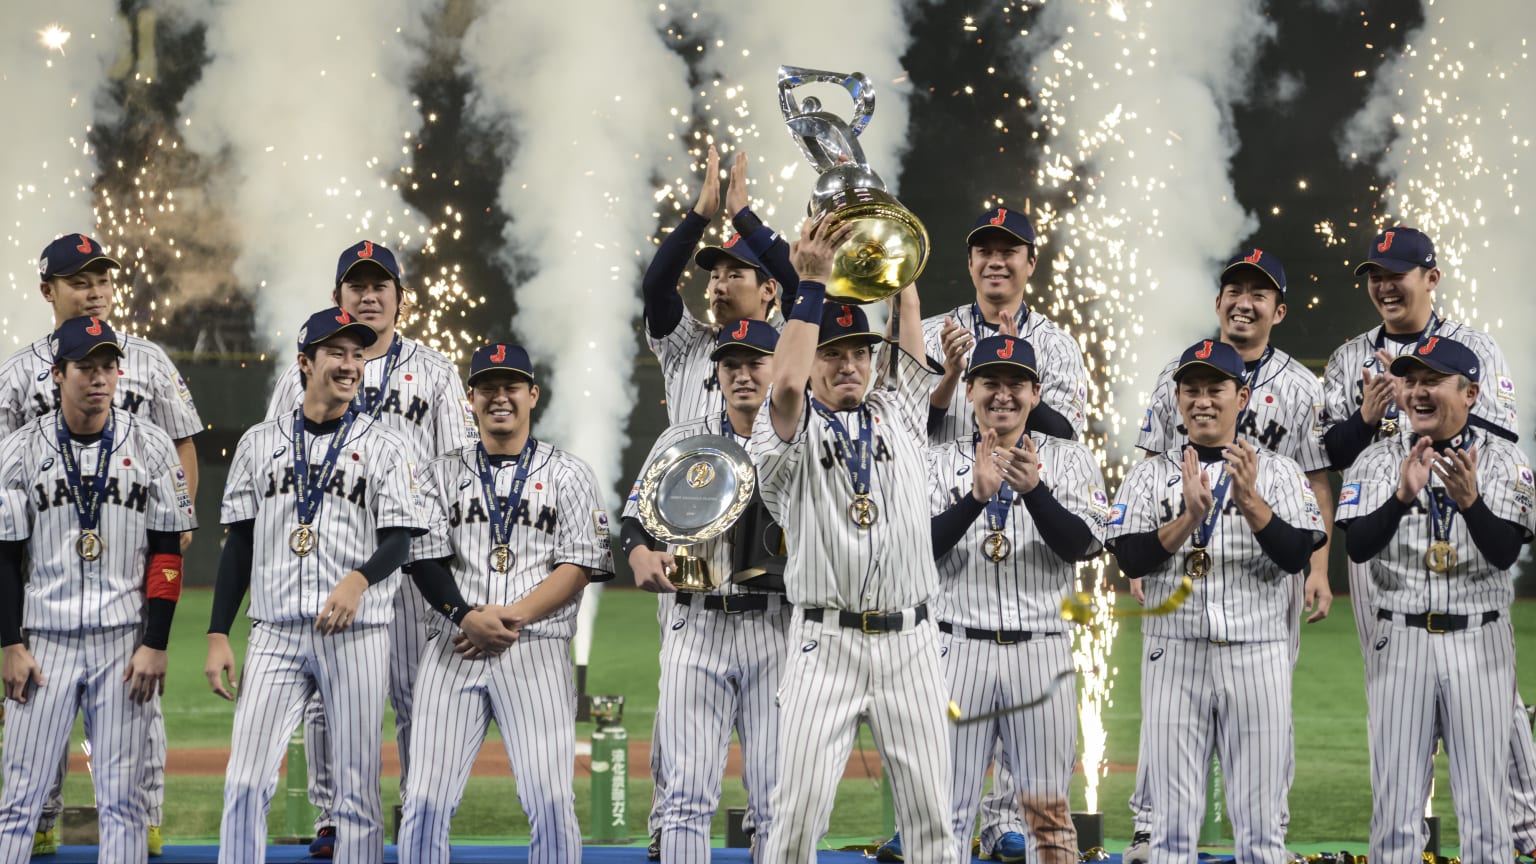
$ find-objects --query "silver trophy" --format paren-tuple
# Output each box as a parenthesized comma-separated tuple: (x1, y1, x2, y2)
(778, 65, 929, 304)
(635, 433, 757, 592)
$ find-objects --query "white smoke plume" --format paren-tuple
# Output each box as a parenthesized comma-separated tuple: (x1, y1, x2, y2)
(459, 4, 691, 499)
(1342, 0, 1535, 439)
(0, 2, 122, 347)
(1018, 0, 1271, 449)
(177, 0, 439, 352)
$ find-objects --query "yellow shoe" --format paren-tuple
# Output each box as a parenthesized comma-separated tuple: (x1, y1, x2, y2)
(32, 826, 59, 856)
(147, 825, 163, 857)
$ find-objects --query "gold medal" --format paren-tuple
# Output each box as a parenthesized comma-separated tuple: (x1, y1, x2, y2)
(1424, 540, 1456, 574)
(289, 524, 316, 557)
(75, 531, 102, 562)
(848, 495, 879, 529)
(490, 544, 513, 574)
(1380, 416, 1399, 437)
(983, 532, 1012, 563)
(1183, 549, 1212, 579)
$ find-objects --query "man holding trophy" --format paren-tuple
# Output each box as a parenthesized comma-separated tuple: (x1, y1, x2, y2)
(622, 319, 789, 863)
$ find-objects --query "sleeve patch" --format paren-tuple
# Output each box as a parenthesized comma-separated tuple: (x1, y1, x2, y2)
(174, 373, 193, 404)
(626, 480, 640, 503)
(1090, 486, 1109, 512)
(1139, 408, 1152, 433)
(1498, 375, 1517, 402)
(1107, 503, 1127, 526)
(173, 465, 193, 511)
(1338, 483, 1360, 506)
(1516, 465, 1533, 496)
(592, 509, 610, 537)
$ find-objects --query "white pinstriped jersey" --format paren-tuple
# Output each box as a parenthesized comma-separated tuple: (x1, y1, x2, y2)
(1322, 318, 1518, 454)
(220, 412, 422, 627)
(1137, 347, 1328, 473)
(1106, 447, 1324, 642)
(646, 306, 786, 426)
(1337, 429, 1534, 614)
(266, 334, 474, 459)
(623, 413, 754, 597)
(0, 333, 202, 439)
(411, 442, 615, 640)
(922, 303, 1089, 443)
(750, 350, 939, 610)
(0, 408, 195, 631)
(926, 433, 1108, 632)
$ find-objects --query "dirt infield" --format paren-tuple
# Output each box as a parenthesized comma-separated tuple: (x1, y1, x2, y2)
(94, 744, 1132, 780)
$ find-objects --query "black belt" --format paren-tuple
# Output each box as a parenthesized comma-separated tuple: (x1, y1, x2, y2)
(1377, 608, 1500, 634)
(937, 622, 1045, 644)
(675, 593, 772, 614)
(803, 604, 927, 633)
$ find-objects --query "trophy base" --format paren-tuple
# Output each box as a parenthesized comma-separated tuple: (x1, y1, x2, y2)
(667, 552, 718, 593)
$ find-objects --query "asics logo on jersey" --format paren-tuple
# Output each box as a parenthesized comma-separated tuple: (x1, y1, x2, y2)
(1149, 648, 1165, 661)
(34, 478, 150, 514)
(1375, 637, 1389, 650)
(1377, 231, 1395, 253)
(459, 479, 473, 490)
(671, 620, 685, 631)
(261, 466, 370, 505)
(271, 446, 287, 459)
(448, 495, 558, 535)
(801, 640, 818, 652)
(40, 458, 54, 471)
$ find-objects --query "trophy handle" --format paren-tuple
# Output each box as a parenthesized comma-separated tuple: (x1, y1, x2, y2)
(778, 66, 876, 171)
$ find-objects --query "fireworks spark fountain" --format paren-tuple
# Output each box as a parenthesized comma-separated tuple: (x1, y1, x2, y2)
(1342, 0, 1534, 439)
(0, 2, 122, 346)
(1005, 0, 1273, 812)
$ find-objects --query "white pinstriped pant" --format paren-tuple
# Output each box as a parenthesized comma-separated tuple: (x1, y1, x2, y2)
(304, 579, 430, 830)
(656, 599, 790, 863)
(219, 621, 390, 864)
(0, 626, 152, 864)
(761, 611, 958, 864)
(1140, 636, 1292, 864)
(942, 630, 1077, 864)
(398, 633, 580, 864)
(38, 696, 165, 831)
(1365, 613, 1514, 864)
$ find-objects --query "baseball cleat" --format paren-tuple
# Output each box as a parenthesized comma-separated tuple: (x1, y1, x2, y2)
(147, 825, 164, 857)
(1122, 830, 1152, 864)
(308, 825, 336, 858)
(991, 831, 1028, 863)
(646, 828, 660, 861)
(31, 826, 59, 856)
(875, 831, 904, 862)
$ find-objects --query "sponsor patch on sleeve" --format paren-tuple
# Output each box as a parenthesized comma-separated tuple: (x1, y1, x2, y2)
(592, 509, 610, 538)
(1140, 408, 1152, 433)
(626, 480, 640, 503)
(1338, 482, 1361, 506)
(174, 373, 193, 405)
(1497, 375, 1517, 402)
(172, 465, 193, 511)
(1090, 485, 1109, 513)
(1107, 503, 1127, 526)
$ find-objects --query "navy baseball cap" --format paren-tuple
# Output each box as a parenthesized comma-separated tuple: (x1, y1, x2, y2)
(1220, 248, 1286, 296)
(39, 234, 121, 281)
(52, 316, 123, 363)
(966, 206, 1035, 247)
(335, 240, 403, 287)
(468, 343, 535, 386)
(297, 307, 378, 353)
(1172, 339, 1244, 383)
(1354, 226, 1437, 275)
(710, 319, 778, 361)
(694, 233, 766, 273)
(817, 303, 883, 348)
(966, 335, 1038, 381)
(1389, 336, 1481, 383)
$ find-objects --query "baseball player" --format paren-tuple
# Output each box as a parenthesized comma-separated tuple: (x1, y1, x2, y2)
(1322, 226, 1536, 852)
(1122, 249, 1333, 861)
(893, 207, 1089, 861)
(0, 234, 202, 857)
(397, 342, 614, 864)
(620, 319, 789, 863)
(639, 146, 791, 857)
(1106, 339, 1324, 864)
(927, 335, 1107, 864)
(264, 241, 469, 857)
(207, 307, 423, 864)
(0, 316, 195, 863)
(750, 217, 957, 864)
(1335, 336, 1532, 864)
(924, 206, 1089, 445)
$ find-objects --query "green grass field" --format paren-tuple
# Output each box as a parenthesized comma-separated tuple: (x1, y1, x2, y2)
(34, 587, 1536, 849)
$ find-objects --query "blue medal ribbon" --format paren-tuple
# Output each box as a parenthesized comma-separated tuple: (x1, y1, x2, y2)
(55, 411, 115, 542)
(1424, 429, 1472, 545)
(476, 439, 538, 559)
(1236, 345, 1274, 430)
(291, 408, 359, 529)
(810, 400, 874, 497)
(1189, 452, 1234, 553)
(355, 334, 404, 419)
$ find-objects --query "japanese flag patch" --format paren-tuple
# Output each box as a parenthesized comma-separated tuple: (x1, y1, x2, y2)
(1338, 483, 1361, 506)
(1107, 503, 1127, 526)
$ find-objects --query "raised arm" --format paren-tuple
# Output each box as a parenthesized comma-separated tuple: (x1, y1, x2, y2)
(768, 217, 852, 441)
